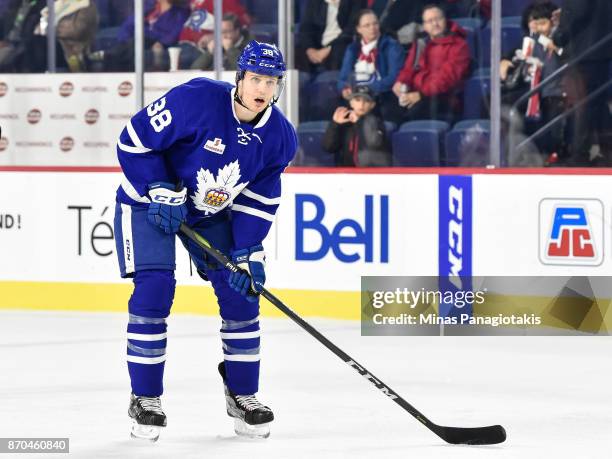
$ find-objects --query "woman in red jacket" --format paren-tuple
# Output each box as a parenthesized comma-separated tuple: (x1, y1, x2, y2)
(391, 4, 471, 123)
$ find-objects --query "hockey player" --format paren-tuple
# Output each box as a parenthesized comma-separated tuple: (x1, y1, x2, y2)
(112, 40, 297, 441)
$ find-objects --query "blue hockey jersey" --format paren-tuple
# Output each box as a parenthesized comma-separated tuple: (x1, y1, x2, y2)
(115, 77, 298, 250)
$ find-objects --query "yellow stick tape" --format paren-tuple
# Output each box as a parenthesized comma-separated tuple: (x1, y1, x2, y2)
(0, 281, 360, 320)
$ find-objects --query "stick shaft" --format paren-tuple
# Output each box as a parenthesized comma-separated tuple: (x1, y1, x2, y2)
(179, 224, 438, 430)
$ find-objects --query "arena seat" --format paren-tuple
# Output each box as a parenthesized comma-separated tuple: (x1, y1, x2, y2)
(478, 24, 523, 68)
(463, 70, 491, 120)
(391, 121, 450, 167)
(295, 121, 333, 166)
(445, 120, 491, 166)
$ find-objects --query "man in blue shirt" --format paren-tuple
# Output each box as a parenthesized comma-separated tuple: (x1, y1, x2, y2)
(113, 41, 297, 441)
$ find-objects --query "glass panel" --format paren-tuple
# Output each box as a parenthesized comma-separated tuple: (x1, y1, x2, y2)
(294, 1, 494, 167)
(501, 1, 612, 168)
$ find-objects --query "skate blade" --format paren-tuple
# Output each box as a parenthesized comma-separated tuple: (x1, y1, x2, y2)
(130, 420, 163, 442)
(234, 418, 271, 439)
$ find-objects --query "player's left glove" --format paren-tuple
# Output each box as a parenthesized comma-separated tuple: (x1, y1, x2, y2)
(228, 245, 266, 303)
(147, 182, 188, 234)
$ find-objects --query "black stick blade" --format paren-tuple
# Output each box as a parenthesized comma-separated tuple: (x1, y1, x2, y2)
(437, 425, 507, 445)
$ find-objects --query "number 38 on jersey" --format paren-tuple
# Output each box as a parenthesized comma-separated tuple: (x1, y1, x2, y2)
(147, 97, 173, 133)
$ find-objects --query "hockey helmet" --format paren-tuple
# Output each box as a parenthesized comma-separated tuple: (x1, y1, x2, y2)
(236, 40, 286, 79)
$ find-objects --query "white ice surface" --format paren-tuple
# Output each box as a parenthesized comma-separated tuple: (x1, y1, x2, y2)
(1, 310, 610, 459)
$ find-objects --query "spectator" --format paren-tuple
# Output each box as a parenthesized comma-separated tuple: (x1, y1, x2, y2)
(337, 9, 404, 122)
(296, 0, 362, 72)
(322, 85, 392, 167)
(189, 13, 253, 70)
(37, 0, 99, 72)
(523, 2, 568, 162)
(391, 4, 470, 123)
(175, 0, 250, 68)
(500, 3, 539, 88)
(377, 0, 438, 46)
(351, 1, 454, 47)
(0, 0, 47, 72)
(552, 0, 612, 165)
(88, 0, 189, 71)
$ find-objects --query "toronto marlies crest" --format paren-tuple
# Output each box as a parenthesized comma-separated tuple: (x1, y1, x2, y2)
(191, 160, 248, 215)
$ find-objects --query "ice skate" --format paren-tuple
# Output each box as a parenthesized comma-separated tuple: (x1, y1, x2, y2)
(128, 394, 167, 442)
(218, 362, 274, 439)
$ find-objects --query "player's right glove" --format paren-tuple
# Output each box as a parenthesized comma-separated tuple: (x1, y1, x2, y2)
(147, 182, 188, 234)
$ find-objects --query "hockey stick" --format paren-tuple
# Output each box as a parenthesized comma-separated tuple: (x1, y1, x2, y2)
(179, 223, 506, 445)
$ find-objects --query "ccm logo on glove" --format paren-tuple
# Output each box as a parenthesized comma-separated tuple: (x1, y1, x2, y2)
(147, 182, 188, 234)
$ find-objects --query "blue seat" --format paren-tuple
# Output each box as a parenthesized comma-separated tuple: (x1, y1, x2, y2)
(244, 0, 278, 24)
(445, 120, 491, 166)
(502, 0, 533, 17)
(454, 17, 482, 61)
(478, 24, 523, 67)
(502, 16, 522, 27)
(92, 26, 121, 51)
(391, 120, 450, 167)
(463, 72, 491, 119)
(250, 23, 278, 44)
(453, 17, 483, 30)
(384, 121, 397, 142)
(398, 120, 450, 132)
(453, 119, 491, 131)
(301, 71, 342, 122)
(296, 121, 333, 166)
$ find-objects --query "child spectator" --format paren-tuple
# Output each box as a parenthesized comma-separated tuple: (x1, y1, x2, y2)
(527, 2, 568, 162)
(322, 85, 392, 167)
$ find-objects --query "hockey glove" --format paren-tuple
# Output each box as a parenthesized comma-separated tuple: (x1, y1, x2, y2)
(228, 245, 266, 302)
(147, 182, 188, 234)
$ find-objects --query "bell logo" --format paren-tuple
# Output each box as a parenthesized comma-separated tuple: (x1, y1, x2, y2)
(295, 194, 389, 263)
(539, 199, 603, 266)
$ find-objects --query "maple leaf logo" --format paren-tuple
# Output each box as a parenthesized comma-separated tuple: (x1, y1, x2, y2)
(191, 160, 248, 214)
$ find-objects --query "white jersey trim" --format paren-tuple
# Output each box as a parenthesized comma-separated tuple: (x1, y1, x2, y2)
(127, 354, 167, 364)
(127, 119, 149, 150)
(241, 188, 281, 205)
(232, 204, 275, 222)
(121, 178, 151, 204)
(223, 354, 260, 362)
(117, 141, 151, 154)
(220, 331, 261, 340)
(121, 203, 135, 275)
(127, 332, 167, 341)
